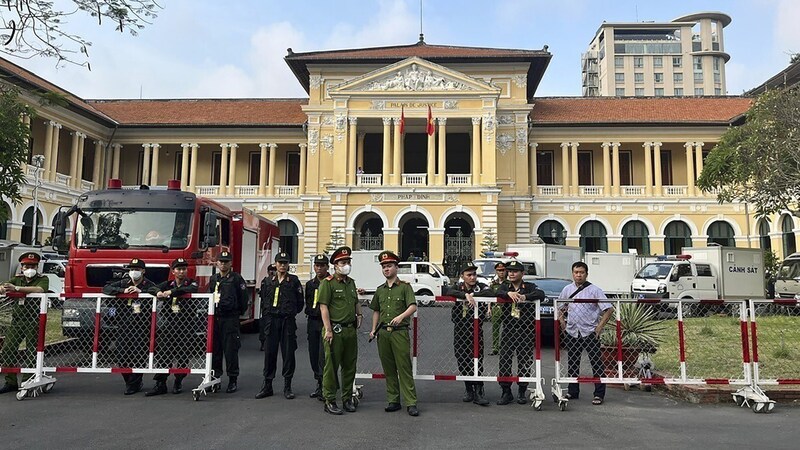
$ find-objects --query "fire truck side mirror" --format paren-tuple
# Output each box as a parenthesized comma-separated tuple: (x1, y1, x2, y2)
(52, 210, 68, 254)
(202, 212, 219, 249)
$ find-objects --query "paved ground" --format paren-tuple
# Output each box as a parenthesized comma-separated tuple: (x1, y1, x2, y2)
(3, 312, 799, 449)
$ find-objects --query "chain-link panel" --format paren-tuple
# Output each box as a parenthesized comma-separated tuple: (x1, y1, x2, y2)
(750, 300, 800, 384)
(355, 303, 383, 377)
(415, 299, 463, 378)
(43, 296, 98, 370)
(0, 294, 46, 375)
(555, 299, 618, 382)
(153, 296, 209, 372)
(493, 299, 538, 384)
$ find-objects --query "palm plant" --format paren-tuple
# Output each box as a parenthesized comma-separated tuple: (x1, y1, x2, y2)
(599, 303, 668, 352)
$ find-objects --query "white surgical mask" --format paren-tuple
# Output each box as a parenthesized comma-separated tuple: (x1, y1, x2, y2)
(129, 270, 143, 281)
(23, 268, 37, 278)
(337, 264, 352, 276)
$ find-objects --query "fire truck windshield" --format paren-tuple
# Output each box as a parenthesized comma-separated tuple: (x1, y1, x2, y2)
(76, 210, 193, 250)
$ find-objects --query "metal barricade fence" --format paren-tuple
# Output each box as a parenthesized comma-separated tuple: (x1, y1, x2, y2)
(552, 298, 752, 411)
(3, 293, 219, 401)
(355, 295, 546, 409)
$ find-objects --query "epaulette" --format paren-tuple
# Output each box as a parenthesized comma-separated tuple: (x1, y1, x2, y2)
(325, 275, 334, 281)
(397, 279, 408, 285)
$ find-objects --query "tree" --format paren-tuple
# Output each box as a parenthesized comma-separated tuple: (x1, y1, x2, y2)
(697, 88, 800, 218)
(323, 228, 345, 255)
(1, 0, 162, 69)
(480, 228, 498, 257)
(0, 85, 32, 221)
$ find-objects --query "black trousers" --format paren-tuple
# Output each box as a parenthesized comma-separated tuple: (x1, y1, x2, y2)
(453, 320, 484, 387)
(114, 303, 149, 388)
(212, 316, 241, 378)
(153, 312, 193, 383)
(307, 317, 325, 380)
(566, 333, 606, 399)
(498, 323, 535, 389)
(262, 314, 297, 381)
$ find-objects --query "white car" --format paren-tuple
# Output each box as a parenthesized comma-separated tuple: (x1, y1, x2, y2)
(397, 261, 450, 306)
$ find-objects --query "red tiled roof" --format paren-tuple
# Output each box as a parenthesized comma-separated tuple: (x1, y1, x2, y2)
(0, 57, 116, 124)
(87, 98, 308, 126)
(532, 97, 753, 125)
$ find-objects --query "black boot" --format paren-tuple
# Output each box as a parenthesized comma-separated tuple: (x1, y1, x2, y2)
(342, 399, 356, 412)
(172, 377, 183, 394)
(462, 383, 475, 402)
(310, 380, 322, 399)
(145, 380, 168, 397)
(255, 379, 273, 399)
(517, 386, 529, 404)
(0, 383, 18, 394)
(473, 385, 490, 406)
(226, 376, 238, 393)
(324, 401, 343, 415)
(496, 386, 514, 405)
(283, 379, 295, 399)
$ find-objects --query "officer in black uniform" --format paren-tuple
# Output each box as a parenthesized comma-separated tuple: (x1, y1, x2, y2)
(256, 252, 304, 400)
(208, 251, 248, 393)
(306, 253, 330, 400)
(102, 258, 157, 395)
(145, 258, 198, 396)
(496, 260, 545, 405)
(443, 264, 492, 406)
(259, 264, 280, 351)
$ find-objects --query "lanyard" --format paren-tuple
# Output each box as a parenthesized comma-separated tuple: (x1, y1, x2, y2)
(313, 289, 319, 308)
(273, 285, 281, 307)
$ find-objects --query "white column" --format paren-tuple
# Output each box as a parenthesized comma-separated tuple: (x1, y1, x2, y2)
(685, 142, 695, 196)
(42, 121, 54, 180)
(141, 144, 151, 185)
(227, 143, 238, 195)
(392, 118, 402, 185)
(602, 142, 611, 196)
(471, 117, 481, 186)
(694, 141, 705, 183)
(570, 142, 579, 196)
(356, 133, 365, 173)
(259, 143, 269, 196)
(48, 123, 62, 181)
(643, 142, 653, 197)
(382, 118, 392, 184)
(219, 143, 229, 195)
(180, 144, 190, 188)
(437, 118, 447, 185)
(347, 117, 358, 185)
(149, 143, 160, 186)
(112, 144, 122, 179)
(69, 131, 80, 187)
(189, 144, 199, 192)
(529, 142, 538, 194)
(299, 143, 308, 195)
(268, 143, 277, 195)
(653, 142, 663, 195)
(612, 142, 621, 197)
(560, 142, 570, 195)
(92, 140, 104, 186)
(76, 133, 86, 187)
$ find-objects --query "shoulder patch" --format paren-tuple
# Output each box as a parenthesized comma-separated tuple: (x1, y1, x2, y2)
(325, 275, 334, 281)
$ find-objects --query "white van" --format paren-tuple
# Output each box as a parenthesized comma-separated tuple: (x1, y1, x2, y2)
(774, 253, 800, 299)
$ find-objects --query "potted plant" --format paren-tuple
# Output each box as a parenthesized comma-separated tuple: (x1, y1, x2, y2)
(599, 302, 667, 377)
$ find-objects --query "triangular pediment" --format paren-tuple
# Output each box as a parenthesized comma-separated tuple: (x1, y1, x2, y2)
(329, 57, 499, 95)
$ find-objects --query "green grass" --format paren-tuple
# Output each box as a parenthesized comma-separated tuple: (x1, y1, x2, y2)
(652, 315, 800, 380)
(0, 308, 66, 350)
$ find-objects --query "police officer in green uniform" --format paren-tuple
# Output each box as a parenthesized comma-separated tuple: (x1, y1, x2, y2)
(0, 253, 49, 394)
(369, 251, 419, 416)
(103, 258, 157, 395)
(496, 260, 545, 405)
(256, 252, 304, 400)
(318, 246, 363, 415)
(208, 251, 248, 393)
(489, 262, 507, 355)
(145, 258, 198, 396)
(444, 264, 492, 406)
(305, 253, 330, 400)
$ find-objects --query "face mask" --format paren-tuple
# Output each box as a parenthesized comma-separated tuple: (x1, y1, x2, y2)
(23, 268, 37, 278)
(129, 270, 143, 281)
(337, 264, 352, 276)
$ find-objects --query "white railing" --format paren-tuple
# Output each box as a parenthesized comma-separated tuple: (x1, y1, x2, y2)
(663, 185, 688, 197)
(579, 185, 604, 196)
(196, 186, 220, 196)
(55, 173, 71, 186)
(537, 185, 563, 196)
(402, 173, 427, 186)
(357, 174, 382, 186)
(236, 185, 259, 197)
(447, 174, 472, 186)
(621, 185, 645, 196)
(25, 165, 44, 178)
(275, 185, 299, 196)
(704, 187, 721, 195)
(80, 180, 95, 191)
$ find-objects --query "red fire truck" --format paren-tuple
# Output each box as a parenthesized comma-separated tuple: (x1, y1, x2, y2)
(51, 179, 279, 336)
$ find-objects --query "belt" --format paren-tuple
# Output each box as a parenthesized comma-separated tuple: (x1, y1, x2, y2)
(379, 323, 408, 332)
(308, 315, 322, 321)
(331, 321, 355, 334)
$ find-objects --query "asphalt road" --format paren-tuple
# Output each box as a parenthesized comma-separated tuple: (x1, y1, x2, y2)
(2, 309, 799, 449)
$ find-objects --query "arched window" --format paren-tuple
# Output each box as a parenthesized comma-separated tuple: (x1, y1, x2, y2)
(758, 219, 771, 252)
(622, 220, 650, 255)
(21, 207, 43, 245)
(278, 220, 299, 263)
(579, 220, 607, 252)
(782, 215, 796, 256)
(537, 220, 567, 245)
(0, 203, 10, 240)
(664, 221, 692, 255)
(707, 221, 735, 247)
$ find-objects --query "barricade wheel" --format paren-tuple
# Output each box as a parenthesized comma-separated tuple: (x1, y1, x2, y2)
(767, 403, 775, 413)
(44, 383, 54, 393)
(533, 400, 543, 411)
(552, 394, 559, 403)
(211, 384, 220, 394)
(733, 395, 745, 407)
(352, 396, 360, 407)
(357, 388, 363, 399)
(752, 402, 765, 413)
(559, 401, 567, 411)
(192, 391, 200, 401)
(15, 389, 27, 401)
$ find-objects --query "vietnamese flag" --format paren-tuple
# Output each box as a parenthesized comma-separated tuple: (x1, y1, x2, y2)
(426, 105, 435, 136)
(399, 106, 405, 134)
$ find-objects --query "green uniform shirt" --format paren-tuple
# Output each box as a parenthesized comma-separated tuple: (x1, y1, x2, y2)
(317, 275, 358, 324)
(5, 274, 49, 292)
(370, 280, 415, 327)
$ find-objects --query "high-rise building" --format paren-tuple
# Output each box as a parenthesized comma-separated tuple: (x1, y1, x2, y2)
(582, 12, 730, 97)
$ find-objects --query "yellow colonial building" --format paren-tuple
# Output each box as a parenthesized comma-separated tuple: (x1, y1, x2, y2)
(2, 39, 793, 277)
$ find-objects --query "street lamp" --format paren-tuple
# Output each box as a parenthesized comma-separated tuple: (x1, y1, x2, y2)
(550, 228, 567, 245)
(31, 154, 45, 246)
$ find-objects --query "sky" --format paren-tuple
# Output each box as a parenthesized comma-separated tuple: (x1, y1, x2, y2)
(4, 0, 798, 99)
